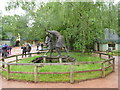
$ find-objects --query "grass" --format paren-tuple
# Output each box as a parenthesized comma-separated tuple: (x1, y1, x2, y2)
(112, 50, 120, 52)
(108, 50, 120, 56)
(2, 52, 113, 82)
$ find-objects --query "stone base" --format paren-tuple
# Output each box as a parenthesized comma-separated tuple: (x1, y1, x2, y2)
(31, 56, 76, 63)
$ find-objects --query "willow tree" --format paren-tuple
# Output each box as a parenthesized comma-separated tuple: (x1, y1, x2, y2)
(4, 1, 118, 52)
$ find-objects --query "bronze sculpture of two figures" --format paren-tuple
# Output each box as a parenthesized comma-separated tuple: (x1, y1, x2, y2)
(44, 30, 69, 57)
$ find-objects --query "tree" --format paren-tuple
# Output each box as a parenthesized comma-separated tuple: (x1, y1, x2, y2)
(3, 1, 118, 52)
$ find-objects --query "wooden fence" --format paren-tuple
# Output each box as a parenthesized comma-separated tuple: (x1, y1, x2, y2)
(0, 52, 115, 83)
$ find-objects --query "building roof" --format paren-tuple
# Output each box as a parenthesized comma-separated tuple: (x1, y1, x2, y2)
(98, 28, 120, 43)
(104, 28, 120, 40)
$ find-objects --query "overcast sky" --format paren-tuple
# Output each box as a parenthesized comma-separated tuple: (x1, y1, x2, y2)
(0, 0, 119, 16)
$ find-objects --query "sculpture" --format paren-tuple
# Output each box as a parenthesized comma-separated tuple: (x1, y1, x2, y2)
(31, 30, 76, 63)
(44, 30, 69, 57)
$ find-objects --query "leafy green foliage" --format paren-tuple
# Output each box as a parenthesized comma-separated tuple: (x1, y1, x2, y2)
(3, 1, 118, 52)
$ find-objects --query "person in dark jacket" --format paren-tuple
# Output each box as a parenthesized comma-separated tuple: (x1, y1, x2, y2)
(9, 46, 12, 54)
(26, 43, 31, 57)
(36, 43, 40, 50)
(2, 44, 8, 57)
(21, 46, 27, 58)
(40, 43, 44, 51)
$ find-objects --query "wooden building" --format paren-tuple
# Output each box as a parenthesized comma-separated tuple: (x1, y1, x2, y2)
(94, 29, 120, 51)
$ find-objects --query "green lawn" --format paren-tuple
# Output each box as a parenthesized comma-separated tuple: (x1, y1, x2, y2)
(108, 50, 120, 56)
(112, 50, 120, 52)
(2, 52, 113, 82)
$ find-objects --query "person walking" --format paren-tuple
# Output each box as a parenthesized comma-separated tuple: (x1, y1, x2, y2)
(26, 43, 31, 57)
(36, 43, 40, 50)
(21, 45, 27, 58)
(2, 43, 8, 57)
(41, 42, 44, 51)
(8, 46, 12, 55)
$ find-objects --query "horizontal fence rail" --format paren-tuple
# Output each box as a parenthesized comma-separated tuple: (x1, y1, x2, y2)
(8, 69, 102, 75)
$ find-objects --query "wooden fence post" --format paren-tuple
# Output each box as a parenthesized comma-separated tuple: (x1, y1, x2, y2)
(102, 63, 105, 78)
(34, 65, 38, 83)
(108, 55, 111, 59)
(99, 53, 101, 58)
(43, 57, 46, 63)
(112, 58, 115, 72)
(6, 64, 10, 80)
(2, 58, 5, 68)
(59, 58, 62, 63)
(70, 63, 74, 83)
(16, 56, 18, 63)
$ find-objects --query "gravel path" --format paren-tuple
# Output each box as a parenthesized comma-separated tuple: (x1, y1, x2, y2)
(0, 47, 119, 88)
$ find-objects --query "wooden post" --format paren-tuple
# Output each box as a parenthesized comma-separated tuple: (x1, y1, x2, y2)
(99, 53, 101, 58)
(70, 63, 74, 83)
(34, 65, 38, 83)
(108, 55, 111, 59)
(108, 55, 112, 64)
(2, 58, 4, 68)
(59, 58, 62, 63)
(6, 64, 10, 80)
(43, 57, 46, 63)
(102, 63, 105, 78)
(16, 56, 18, 63)
(112, 58, 115, 72)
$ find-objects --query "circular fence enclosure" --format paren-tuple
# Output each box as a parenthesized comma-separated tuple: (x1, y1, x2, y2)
(0, 52, 115, 83)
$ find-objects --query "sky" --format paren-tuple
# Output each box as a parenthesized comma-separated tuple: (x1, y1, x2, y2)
(0, 0, 119, 16)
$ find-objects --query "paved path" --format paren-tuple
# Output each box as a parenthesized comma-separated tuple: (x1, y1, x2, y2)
(0, 47, 119, 88)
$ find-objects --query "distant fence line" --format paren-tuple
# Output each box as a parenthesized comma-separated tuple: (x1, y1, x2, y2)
(0, 52, 115, 83)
